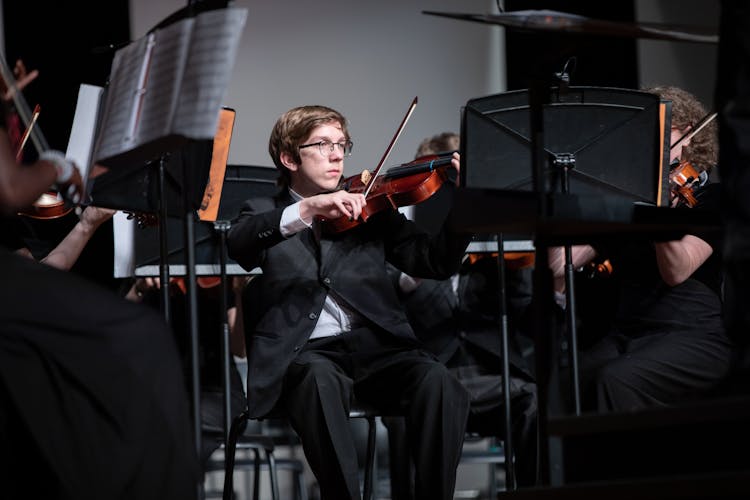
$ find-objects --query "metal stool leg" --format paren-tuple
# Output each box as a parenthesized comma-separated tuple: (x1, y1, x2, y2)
(252, 448, 261, 500)
(223, 410, 248, 500)
(223, 410, 280, 500)
(362, 415, 377, 500)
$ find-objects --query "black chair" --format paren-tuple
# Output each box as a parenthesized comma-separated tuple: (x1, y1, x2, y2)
(222, 402, 381, 500)
(459, 434, 507, 496)
(220, 415, 281, 500)
(349, 403, 380, 500)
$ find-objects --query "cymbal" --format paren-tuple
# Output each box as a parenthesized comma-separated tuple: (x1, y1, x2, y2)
(422, 10, 718, 44)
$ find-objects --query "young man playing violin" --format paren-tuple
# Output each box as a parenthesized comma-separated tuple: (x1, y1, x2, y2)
(227, 105, 472, 500)
(550, 86, 733, 413)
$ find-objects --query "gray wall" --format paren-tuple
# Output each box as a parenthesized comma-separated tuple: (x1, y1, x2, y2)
(130, 0, 506, 176)
(635, 0, 720, 107)
(128, 1, 720, 176)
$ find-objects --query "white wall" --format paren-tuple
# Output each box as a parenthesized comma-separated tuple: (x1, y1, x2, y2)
(130, 0, 505, 176)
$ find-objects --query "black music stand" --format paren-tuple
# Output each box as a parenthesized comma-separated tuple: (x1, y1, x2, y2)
(83, 6, 247, 499)
(461, 86, 668, 205)
(132, 165, 278, 449)
(459, 85, 669, 486)
(131, 165, 278, 277)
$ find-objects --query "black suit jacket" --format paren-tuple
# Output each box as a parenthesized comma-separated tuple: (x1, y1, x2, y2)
(227, 189, 471, 417)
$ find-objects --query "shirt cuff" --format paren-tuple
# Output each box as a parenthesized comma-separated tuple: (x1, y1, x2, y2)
(280, 201, 312, 237)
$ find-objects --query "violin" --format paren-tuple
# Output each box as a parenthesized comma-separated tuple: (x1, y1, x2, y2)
(1, 56, 77, 219)
(669, 160, 702, 208)
(316, 96, 421, 233)
(586, 160, 703, 279)
(17, 190, 73, 219)
(14, 104, 73, 219)
(170, 276, 222, 294)
(319, 152, 457, 234)
(466, 251, 535, 270)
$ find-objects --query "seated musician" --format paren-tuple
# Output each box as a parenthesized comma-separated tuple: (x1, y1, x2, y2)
(382, 133, 538, 497)
(550, 85, 733, 413)
(0, 59, 198, 498)
(226, 105, 472, 500)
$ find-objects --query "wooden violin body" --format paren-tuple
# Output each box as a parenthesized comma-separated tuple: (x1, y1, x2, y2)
(669, 161, 701, 208)
(18, 191, 72, 219)
(318, 153, 455, 234)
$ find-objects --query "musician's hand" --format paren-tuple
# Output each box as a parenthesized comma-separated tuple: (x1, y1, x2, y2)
(300, 190, 366, 223)
(1, 59, 39, 102)
(79, 206, 116, 230)
(59, 169, 84, 205)
(89, 163, 110, 179)
(451, 151, 461, 187)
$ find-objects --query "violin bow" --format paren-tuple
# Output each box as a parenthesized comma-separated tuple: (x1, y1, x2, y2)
(16, 104, 41, 160)
(362, 96, 418, 198)
(0, 54, 49, 154)
(670, 110, 717, 151)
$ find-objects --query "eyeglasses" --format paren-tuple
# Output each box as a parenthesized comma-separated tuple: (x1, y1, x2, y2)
(298, 140, 354, 157)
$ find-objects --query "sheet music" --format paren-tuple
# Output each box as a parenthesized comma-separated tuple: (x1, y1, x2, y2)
(65, 84, 105, 185)
(93, 7, 248, 165)
(113, 211, 136, 278)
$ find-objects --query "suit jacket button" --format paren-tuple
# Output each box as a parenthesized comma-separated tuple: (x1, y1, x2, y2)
(309, 312, 317, 320)
(293, 344, 302, 352)
(459, 330, 467, 340)
(323, 277, 331, 285)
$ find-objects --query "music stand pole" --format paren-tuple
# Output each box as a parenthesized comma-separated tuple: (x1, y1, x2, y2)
(556, 157, 582, 416)
(494, 233, 516, 490)
(180, 162, 203, 499)
(214, 220, 233, 448)
(158, 155, 172, 322)
(529, 79, 554, 486)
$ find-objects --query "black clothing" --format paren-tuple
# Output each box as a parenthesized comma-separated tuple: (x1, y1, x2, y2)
(579, 182, 734, 412)
(0, 215, 27, 251)
(228, 189, 472, 500)
(717, 0, 750, 386)
(140, 282, 248, 466)
(383, 256, 538, 495)
(0, 248, 199, 499)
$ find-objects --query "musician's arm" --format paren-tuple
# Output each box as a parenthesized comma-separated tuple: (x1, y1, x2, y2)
(40, 206, 115, 270)
(654, 235, 712, 286)
(548, 244, 598, 293)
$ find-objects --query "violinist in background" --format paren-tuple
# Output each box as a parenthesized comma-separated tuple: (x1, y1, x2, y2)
(382, 132, 538, 497)
(550, 85, 734, 413)
(2, 59, 119, 288)
(227, 105, 472, 500)
(0, 59, 198, 498)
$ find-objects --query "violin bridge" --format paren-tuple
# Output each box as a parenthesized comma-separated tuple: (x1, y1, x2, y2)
(360, 169, 372, 185)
